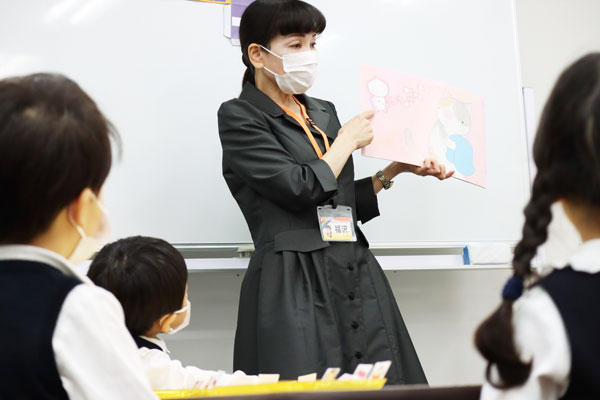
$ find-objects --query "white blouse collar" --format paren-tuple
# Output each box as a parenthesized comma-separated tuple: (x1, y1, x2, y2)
(140, 335, 170, 353)
(0, 244, 93, 284)
(564, 238, 600, 274)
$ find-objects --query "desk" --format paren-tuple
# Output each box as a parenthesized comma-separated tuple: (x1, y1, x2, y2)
(171, 385, 481, 400)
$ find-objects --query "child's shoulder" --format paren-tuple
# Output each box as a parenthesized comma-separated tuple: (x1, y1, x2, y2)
(512, 285, 568, 361)
(62, 282, 126, 322)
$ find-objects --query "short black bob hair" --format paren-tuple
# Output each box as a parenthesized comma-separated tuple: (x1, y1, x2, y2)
(88, 236, 188, 337)
(239, 0, 326, 87)
(0, 73, 116, 244)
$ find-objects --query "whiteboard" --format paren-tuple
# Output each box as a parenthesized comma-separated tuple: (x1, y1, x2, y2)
(0, 0, 529, 245)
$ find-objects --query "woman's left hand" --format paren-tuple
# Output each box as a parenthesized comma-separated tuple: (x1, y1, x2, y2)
(393, 159, 454, 180)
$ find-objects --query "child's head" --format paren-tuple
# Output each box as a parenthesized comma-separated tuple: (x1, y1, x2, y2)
(475, 53, 600, 388)
(0, 73, 116, 253)
(87, 236, 189, 337)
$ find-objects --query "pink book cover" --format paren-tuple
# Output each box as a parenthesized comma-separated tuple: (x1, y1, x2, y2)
(360, 65, 486, 188)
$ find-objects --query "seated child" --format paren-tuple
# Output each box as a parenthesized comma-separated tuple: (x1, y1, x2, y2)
(87, 235, 252, 390)
(0, 73, 155, 399)
(475, 52, 600, 399)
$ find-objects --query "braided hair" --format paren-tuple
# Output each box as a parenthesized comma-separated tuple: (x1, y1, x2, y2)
(475, 52, 600, 388)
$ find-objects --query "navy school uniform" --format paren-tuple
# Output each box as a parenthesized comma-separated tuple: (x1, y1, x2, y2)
(539, 266, 600, 398)
(0, 245, 155, 399)
(0, 258, 79, 399)
(481, 239, 600, 399)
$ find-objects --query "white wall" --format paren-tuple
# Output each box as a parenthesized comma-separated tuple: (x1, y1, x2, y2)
(516, 0, 600, 118)
(163, 0, 600, 387)
(516, 0, 600, 268)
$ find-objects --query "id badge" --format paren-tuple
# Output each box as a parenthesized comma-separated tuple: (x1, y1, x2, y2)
(317, 205, 357, 242)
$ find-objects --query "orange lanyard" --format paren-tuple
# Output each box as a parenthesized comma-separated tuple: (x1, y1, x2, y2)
(279, 97, 330, 159)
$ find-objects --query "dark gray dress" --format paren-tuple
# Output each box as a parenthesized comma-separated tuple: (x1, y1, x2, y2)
(217, 82, 427, 385)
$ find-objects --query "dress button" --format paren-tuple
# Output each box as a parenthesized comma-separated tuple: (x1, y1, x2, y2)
(347, 265, 355, 271)
(348, 292, 355, 300)
(355, 351, 363, 359)
(351, 321, 359, 329)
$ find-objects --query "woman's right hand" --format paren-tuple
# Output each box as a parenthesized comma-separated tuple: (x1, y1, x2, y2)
(338, 110, 375, 150)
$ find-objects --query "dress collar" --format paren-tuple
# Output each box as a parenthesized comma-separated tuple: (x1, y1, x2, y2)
(238, 82, 334, 140)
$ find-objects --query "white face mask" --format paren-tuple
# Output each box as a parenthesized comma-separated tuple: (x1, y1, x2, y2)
(166, 300, 191, 335)
(261, 45, 319, 95)
(67, 193, 111, 265)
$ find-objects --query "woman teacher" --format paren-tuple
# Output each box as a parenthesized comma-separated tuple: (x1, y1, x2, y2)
(217, 0, 452, 385)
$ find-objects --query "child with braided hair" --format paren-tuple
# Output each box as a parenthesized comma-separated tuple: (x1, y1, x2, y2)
(475, 53, 600, 399)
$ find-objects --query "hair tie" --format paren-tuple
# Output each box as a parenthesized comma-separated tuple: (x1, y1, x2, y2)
(502, 276, 524, 301)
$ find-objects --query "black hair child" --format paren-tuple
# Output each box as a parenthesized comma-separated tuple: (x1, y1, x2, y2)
(476, 53, 600, 399)
(0, 73, 155, 399)
(89, 236, 252, 390)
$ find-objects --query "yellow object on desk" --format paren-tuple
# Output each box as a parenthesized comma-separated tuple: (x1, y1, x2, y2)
(155, 379, 387, 399)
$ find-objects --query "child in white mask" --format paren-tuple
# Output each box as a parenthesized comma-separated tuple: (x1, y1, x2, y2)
(88, 236, 252, 390)
(0, 73, 156, 399)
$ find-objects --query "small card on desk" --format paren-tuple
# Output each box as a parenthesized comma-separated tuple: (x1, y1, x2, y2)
(321, 367, 341, 381)
(257, 374, 279, 384)
(352, 363, 374, 380)
(368, 361, 392, 380)
(297, 372, 317, 382)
